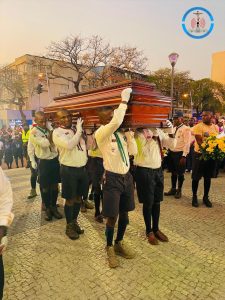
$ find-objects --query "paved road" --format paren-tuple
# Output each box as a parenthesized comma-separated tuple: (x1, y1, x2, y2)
(2, 168, 225, 300)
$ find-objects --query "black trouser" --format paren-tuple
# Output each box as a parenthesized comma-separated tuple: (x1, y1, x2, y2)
(0, 255, 4, 300)
(14, 155, 24, 168)
(30, 166, 38, 190)
(135, 166, 163, 235)
(91, 157, 104, 216)
(168, 151, 185, 190)
(186, 144, 194, 172)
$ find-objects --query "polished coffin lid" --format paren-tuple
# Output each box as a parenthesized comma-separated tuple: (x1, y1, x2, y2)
(44, 80, 171, 128)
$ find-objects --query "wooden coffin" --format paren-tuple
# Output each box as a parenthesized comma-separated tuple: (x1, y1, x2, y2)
(44, 80, 172, 128)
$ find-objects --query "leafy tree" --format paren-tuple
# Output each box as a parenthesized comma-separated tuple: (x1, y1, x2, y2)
(148, 68, 191, 104)
(190, 79, 225, 115)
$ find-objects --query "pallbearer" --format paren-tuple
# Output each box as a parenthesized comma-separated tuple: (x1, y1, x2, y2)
(87, 132, 104, 223)
(29, 111, 62, 221)
(134, 124, 176, 245)
(53, 110, 88, 240)
(95, 88, 137, 268)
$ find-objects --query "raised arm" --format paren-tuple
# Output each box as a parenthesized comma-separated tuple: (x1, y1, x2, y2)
(53, 118, 83, 150)
(95, 88, 132, 144)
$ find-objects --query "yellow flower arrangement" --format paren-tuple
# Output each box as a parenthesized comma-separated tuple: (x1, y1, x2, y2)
(200, 135, 225, 160)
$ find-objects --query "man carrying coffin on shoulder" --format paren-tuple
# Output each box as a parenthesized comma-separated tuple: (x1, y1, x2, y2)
(95, 88, 137, 268)
(53, 110, 88, 240)
(29, 111, 62, 221)
(134, 123, 177, 245)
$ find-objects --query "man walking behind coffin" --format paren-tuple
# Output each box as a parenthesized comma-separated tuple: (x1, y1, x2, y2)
(134, 124, 176, 245)
(53, 110, 88, 240)
(29, 112, 62, 221)
(164, 111, 191, 199)
(95, 88, 137, 268)
(191, 111, 219, 208)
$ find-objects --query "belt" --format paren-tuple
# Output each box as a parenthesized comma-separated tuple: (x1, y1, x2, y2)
(136, 166, 161, 171)
(61, 164, 85, 169)
(106, 170, 129, 178)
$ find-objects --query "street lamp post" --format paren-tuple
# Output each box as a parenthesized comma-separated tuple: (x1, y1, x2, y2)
(168, 52, 179, 116)
(183, 91, 193, 116)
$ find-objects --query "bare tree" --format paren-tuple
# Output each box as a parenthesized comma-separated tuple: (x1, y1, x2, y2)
(110, 46, 148, 73)
(46, 35, 112, 92)
(46, 35, 149, 91)
(0, 66, 27, 124)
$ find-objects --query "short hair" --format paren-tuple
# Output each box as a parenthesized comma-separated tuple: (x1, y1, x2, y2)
(55, 109, 69, 119)
(97, 106, 114, 112)
(35, 111, 45, 118)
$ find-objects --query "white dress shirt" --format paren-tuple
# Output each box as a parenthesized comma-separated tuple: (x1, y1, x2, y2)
(134, 129, 177, 169)
(95, 103, 137, 175)
(0, 167, 14, 227)
(53, 127, 87, 167)
(170, 124, 191, 157)
(29, 127, 58, 160)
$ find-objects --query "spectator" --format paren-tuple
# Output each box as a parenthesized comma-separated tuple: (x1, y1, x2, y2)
(12, 135, 24, 168)
(4, 138, 13, 169)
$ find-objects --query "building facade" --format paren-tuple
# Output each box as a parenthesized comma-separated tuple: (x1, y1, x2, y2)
(211, 51, 225, 85)
(0, 54, 148, 127)
(0, 54, 89, 127)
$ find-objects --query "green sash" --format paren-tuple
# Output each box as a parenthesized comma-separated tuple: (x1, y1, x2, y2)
(114, 132, 128, 166)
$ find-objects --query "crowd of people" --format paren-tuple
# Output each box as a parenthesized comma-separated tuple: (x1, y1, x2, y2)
(1, 87, 225, 298)
(0, 124, 31, 169)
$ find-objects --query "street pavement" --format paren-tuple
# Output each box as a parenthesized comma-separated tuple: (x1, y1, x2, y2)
(2, 167, 225, 300)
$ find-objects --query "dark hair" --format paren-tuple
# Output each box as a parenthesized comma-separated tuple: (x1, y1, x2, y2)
(97, 106, 114, 112)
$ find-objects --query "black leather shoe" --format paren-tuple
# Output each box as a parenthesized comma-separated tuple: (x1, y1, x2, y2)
(203, 197, 212, 208)
(175, 189, 182, 199)
(192, 195, 199, 207)
(45, 208, 53, 221)
(73, 222, 84, 234)
(164, 188, 176, 196)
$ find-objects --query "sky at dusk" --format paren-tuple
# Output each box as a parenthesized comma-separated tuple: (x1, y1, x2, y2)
(0, 0, 225, 79)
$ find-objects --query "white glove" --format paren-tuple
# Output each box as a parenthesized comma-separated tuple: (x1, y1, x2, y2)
(165, 119, 174, 134)
(121, 88, 132, 103)
(125, 130, 135, 140)
(46, 121, 53, 131)
(31, 160, 37, 170)
(76, 118, 83, 133)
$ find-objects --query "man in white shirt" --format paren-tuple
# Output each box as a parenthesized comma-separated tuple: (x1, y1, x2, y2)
(0, 167, 14, 300)
(134, 125, 176, 245)
(53, 111, 88, 240)
(95, 88, 137, 268)
(29, 112, 62, 221)
(164, 111, 191, 199)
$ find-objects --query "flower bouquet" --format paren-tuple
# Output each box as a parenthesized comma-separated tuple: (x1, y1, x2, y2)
(200, 135, 225, 161)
